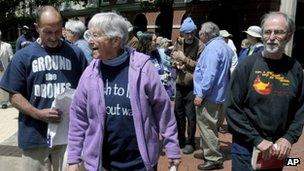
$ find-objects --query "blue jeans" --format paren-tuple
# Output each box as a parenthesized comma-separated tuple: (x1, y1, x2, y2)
(231, 141, 253, 171)
(231, 152, 253, 171)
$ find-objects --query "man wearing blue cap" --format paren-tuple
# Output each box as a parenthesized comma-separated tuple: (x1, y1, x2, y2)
(171, 17, 204, 154)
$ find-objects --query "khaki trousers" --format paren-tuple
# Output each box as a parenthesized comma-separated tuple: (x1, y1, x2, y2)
(196, 100, 223, 163)
(0, 88, 9, 104)
(22, 145, 67, 171)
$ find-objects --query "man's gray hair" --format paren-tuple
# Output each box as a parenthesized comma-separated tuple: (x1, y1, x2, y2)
(261, 12, 295, 34)
(65, 19, 86, 37)
(88, 12, 129, 47)
(200, 22, 220, 40)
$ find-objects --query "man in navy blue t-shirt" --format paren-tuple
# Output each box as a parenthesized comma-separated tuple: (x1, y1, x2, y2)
(0, 6, 87, 171)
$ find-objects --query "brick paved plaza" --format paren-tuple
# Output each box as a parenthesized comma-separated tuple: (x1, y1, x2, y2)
(0, 107, 303, 171)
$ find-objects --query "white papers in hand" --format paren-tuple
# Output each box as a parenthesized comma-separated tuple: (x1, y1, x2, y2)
(47, 89, 75, 147)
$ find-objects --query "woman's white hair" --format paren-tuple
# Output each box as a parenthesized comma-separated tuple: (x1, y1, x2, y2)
(65, 19, 86, 38)
(88, 12, 129, 47)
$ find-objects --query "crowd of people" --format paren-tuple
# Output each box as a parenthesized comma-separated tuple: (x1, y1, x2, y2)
(0, 4, 303, 171)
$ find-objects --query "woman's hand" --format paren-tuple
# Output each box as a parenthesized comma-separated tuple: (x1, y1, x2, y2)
(68, 163, 80, 171)
(168, 158, 181, 170)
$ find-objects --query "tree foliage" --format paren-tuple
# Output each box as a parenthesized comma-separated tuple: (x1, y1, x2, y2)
(0, 0, 87, 23)
(0, 0, 22, 22)
(32, 0, 86, 6)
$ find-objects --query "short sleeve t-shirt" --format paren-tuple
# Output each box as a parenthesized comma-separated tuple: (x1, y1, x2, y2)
(0, 41, 88, 149)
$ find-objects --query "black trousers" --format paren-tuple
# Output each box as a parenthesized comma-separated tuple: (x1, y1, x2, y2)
(174, 85, 196, 147)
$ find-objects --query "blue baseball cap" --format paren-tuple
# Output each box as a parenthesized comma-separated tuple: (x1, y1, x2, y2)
(180, 17, 197, 33)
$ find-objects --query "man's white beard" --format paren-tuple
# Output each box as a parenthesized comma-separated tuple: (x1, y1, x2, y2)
(265, 44, 280, 53)
(185, 39, 194, 45)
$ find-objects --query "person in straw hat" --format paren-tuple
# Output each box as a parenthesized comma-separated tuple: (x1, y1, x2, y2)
(220, 30, 238, 74)
(239, 25, 264, 61)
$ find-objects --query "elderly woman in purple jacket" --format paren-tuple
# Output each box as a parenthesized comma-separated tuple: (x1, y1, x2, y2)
(67, 12, 181, 171)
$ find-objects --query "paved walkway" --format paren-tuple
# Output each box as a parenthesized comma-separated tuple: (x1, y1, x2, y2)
(0, 107, 303, 171)
(0, 107, 18, 144)
(0, 107, 21, 170)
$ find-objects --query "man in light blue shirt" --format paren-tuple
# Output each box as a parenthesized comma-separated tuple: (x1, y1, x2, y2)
(193, 21, 232, 170)
(64, 19, 93, 63)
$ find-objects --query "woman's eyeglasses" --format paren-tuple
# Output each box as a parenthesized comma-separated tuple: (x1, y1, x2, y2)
(84, 30, 107, 41)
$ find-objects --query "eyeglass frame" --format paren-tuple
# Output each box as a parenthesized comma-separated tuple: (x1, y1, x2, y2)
(65, 29, 75, 34)
(83, 30, 108, 41)
(262, 29, 288, 38)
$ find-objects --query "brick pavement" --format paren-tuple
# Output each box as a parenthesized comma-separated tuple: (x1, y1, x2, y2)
(0, 107, 304, 171)
(158, 128, 304, 171)
(158, 127, 232, 171)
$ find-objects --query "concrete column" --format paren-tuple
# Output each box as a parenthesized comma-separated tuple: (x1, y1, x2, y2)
(280, 0, 297, 56)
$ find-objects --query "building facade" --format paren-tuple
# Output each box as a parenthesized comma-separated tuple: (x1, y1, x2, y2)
(1, 0, 303, 65)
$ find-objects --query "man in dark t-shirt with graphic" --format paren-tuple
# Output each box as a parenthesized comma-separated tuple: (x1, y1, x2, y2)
(0, 6, 87, 171)
(225, 12, 304, 171)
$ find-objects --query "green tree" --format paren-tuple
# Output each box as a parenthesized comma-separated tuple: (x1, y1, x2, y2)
(0, 0, 87, 23)
(0, 0, 88, 42)
(32, 0, 86, 6)
(0, 0, 22, 22)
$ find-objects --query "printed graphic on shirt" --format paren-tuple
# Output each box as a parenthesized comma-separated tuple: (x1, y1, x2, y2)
(253, 71, 290, 96)
(32, 55, 72, 99)
(104, 79, 132, 116)
(253, 75, 272, 95)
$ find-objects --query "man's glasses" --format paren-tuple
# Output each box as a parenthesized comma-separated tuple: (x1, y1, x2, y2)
(84, 30, 107, 41)
(263, 29, 287, 38)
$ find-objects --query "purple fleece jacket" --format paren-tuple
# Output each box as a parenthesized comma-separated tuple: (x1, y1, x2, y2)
(67, 48, 181, 171)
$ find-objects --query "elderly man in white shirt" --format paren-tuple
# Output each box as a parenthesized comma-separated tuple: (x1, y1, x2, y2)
(219, 30, 238, 74)
(0, 30, 13, 108)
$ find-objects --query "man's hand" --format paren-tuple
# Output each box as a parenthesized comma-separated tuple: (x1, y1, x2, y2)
(171, 50, 186, 62)
(257, 139, 273, 160)
(274, 138, 292, 159)
(34, 108, 62, 123)
(68, 163, 80, 171)
(194, 96, 203, 106)
(168, 158, 181, 169)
